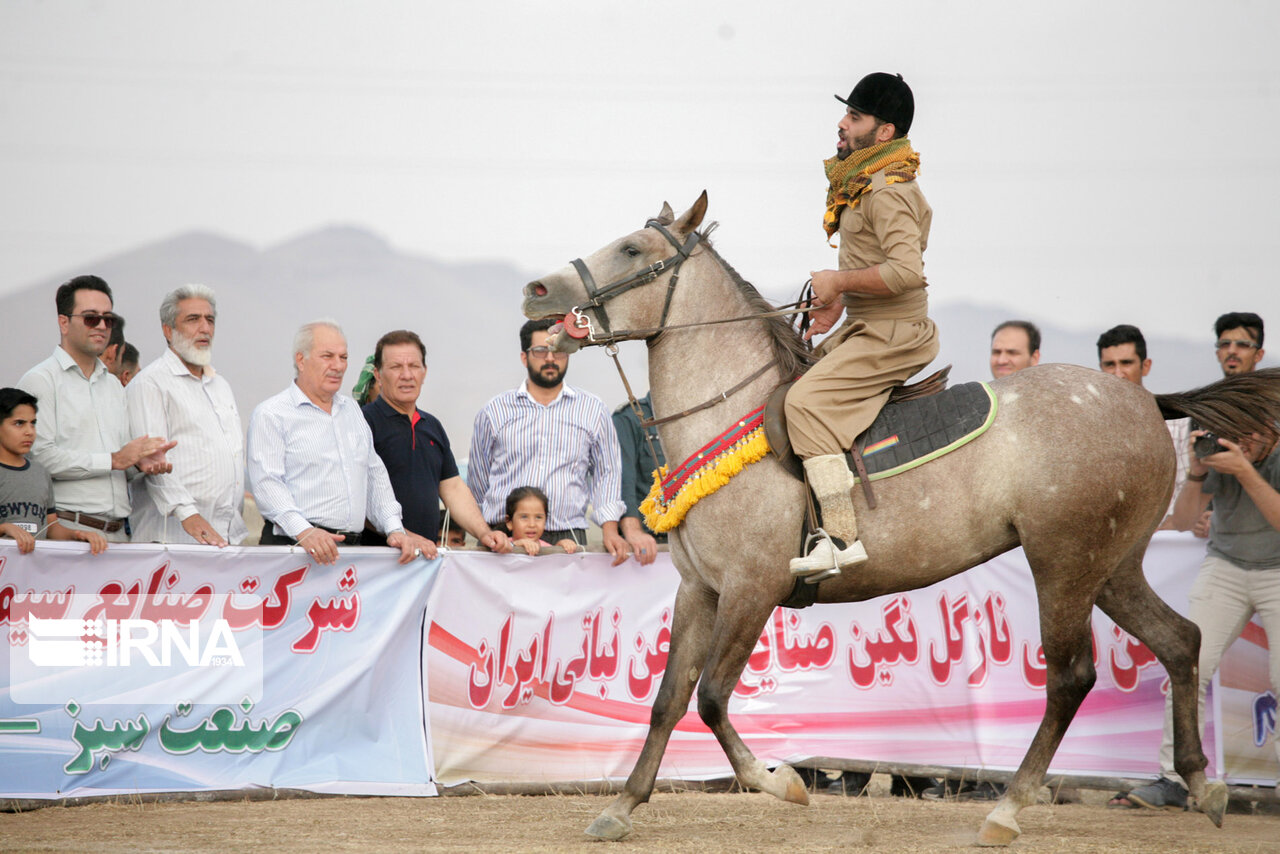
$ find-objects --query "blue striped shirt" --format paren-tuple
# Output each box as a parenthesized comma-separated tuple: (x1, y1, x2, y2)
(247, 383, 403, 539)
(468, 381, 625, 530)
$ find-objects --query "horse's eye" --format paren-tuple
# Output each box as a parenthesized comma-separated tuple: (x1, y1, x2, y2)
(624, 246, 641, 258)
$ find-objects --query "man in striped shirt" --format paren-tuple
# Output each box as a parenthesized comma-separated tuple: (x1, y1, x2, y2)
(247, 320, 434, 565)
(468, 319, 657, 565)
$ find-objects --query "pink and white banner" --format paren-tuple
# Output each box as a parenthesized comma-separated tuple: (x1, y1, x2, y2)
(426, 532, 1278, 786)
(4, 531, 1274, 800)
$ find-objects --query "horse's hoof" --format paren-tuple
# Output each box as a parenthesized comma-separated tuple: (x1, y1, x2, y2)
(1196, 781, 1228, 828)
(585, 813, 632, 841)
(975, 817, 1020, 847)
(775, 764, 810, 805)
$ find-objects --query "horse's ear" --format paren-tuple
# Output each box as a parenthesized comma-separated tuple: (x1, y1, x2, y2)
(654, 202, 675, 226)
(673, 191, 708, 234)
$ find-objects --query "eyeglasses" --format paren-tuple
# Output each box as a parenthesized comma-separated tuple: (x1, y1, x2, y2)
(64, 312, 118, 329)
(1216, 339, 1260, 352)
(527, 346, 568, 360)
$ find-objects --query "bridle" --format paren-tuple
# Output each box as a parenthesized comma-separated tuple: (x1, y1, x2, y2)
(566, 218, 701, 345)
(559, 218, 812, 443)
(563, 219, 817, 349)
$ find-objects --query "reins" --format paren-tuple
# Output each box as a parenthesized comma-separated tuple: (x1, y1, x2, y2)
(565, 219, 814, 461)
(565, 218, 819, 349)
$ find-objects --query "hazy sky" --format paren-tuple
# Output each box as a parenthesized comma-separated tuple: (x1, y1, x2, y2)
(3, 1, 1277, 340)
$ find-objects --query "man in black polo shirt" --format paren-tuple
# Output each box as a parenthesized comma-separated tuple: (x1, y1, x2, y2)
(363, 330, 509, 552)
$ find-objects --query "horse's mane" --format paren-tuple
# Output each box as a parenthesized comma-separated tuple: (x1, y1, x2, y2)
(697, 225, 814, 381)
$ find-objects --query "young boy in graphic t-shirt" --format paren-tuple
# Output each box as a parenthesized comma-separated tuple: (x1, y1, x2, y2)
(0, 387, 107, 554)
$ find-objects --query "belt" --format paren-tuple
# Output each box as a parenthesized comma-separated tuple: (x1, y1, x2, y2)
(56, 509, 125, 534)
(313, 525, 364, 546)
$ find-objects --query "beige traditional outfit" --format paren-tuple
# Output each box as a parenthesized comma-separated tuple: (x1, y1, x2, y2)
(786, 135, 939, 580)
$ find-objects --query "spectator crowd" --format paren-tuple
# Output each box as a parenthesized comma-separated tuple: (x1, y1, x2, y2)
(1, 275, 658, 564)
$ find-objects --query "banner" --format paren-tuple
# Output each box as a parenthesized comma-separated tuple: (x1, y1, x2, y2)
(426, 532, 1278, 786)
(5, 532, 1274, 800)
(1, 540, 438, 799)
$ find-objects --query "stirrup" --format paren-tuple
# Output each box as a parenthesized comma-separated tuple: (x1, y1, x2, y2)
(789, 528, 866, 585)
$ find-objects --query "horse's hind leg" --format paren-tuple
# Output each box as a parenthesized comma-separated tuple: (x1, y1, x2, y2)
(695, 594, 809, 806)
(978, 562, 1102, 846)
(585, 578, 719, 841)
(1095, 552, 1226, 827)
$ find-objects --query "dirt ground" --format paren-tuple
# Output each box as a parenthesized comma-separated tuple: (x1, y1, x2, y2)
(2, 780, 1277, 854)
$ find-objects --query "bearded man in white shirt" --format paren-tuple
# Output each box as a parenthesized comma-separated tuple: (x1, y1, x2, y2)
(126, 284, 248, 546)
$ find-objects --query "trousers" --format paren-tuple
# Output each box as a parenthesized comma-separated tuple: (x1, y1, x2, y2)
(784, 315, 939, 458)
(1159, 554, 1280, 783)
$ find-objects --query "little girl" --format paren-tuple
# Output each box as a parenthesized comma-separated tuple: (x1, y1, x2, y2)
(505, 486, 578, 556)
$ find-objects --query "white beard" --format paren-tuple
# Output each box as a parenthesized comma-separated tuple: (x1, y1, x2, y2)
(171, 330, 213, 367)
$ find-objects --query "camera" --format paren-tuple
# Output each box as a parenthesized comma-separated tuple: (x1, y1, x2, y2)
(1193, 433, 1225, 458)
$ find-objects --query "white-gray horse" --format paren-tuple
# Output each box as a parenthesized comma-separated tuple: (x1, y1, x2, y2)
(522, 192, 1279, 845)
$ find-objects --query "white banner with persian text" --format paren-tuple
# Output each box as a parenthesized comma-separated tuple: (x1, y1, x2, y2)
(427, 533, 1278, 787)
(5, 532, 1274, 800)
(0, 541, 437, 800)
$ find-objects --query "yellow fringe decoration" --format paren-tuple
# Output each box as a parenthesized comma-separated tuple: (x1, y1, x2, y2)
(640, 426, 770, 533)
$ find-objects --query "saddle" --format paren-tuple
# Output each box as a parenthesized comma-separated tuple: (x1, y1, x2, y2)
(767, 368, 998, 610)
(765, 367, 998, 502)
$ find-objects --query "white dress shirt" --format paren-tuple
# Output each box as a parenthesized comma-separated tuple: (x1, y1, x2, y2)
(1166, 417, 1191, 520)
(17, 346, 131, 519)
(126, 347, 248, 545)
(468, 380, 626, 530)
(246, 383, 403, 539)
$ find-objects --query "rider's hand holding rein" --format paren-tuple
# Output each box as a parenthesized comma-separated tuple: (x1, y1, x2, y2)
(804, 270, 845, 340)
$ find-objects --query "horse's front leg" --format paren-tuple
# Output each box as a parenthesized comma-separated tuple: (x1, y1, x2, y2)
(695, 593, 809, 806)
(585, 578, 718, 841)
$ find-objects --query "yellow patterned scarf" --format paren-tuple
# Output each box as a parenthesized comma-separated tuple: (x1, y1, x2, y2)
(822, 138, 920, 239)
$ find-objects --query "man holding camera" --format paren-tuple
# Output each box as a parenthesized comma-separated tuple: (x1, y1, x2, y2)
(1122, 314, 1280, 811)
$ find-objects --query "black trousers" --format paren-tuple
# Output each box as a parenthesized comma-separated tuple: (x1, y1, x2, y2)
(260, 521, 364, 546)
(540, 528, 587, 546)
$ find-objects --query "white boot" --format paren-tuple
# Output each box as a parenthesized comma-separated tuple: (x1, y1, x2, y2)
(789, 454, 868, 583)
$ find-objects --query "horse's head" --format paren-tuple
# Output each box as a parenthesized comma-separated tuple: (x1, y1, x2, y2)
(523, 192, 709, 352)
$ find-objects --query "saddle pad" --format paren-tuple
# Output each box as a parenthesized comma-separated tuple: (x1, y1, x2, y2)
(851, 381, 996, 481)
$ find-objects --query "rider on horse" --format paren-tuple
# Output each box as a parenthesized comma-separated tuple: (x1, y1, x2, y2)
(785, 72, 940, 582)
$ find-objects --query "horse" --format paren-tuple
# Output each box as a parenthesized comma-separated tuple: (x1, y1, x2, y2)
(520, 192, 1280, 846)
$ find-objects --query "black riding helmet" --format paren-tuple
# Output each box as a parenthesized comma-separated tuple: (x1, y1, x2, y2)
(836, 72, 914, 135)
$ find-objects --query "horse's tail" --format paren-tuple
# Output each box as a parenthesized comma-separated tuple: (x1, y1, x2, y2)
(1154, 367, 1280, 440)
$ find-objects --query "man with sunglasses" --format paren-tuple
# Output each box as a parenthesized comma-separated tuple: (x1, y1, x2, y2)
(17, 275, 174, 542)
(1214, 312, 1266, 377)
(468, 318, 656, 565)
